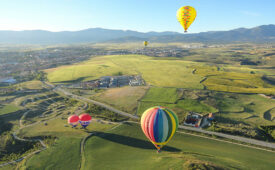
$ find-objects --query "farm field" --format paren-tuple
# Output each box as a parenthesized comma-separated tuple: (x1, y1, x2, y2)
(46, 54, 275, 94)
(83, 122, 275, 170)
(194, 65, 275, 95)
(137, 87, 218, 122)
(45, 55, 205, 89)
(141, 87, 179, 103)
(90, 86, 149, 114)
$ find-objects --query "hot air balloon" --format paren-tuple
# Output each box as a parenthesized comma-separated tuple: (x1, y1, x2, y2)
(141, 106, 178, 153)
(79, 113, 92, 128)
(68, 115, 79, 127)
(144, 41, 148, 47)
(177, 6, 197, 32)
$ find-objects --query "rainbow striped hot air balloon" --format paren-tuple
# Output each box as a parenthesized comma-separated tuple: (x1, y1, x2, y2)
(141, 106, 178, 152)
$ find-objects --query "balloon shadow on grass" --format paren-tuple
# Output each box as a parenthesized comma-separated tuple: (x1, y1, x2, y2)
(93, 131, 181, 152)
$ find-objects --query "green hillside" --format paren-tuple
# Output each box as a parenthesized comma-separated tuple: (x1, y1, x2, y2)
(46, 54, 275, 95)
(45, 55, 205, 89)
(84, 122, 275, 170)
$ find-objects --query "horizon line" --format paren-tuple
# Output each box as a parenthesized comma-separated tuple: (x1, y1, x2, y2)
(0, 24, 273, 34)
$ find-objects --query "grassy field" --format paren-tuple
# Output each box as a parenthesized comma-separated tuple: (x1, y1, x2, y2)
(91, 86, 149, 114)
(17, 118, 117, 170)
(141, 87, 179, 103)
(83, 122, 275, 170)
(15, 81, 44, 90)
(46, 54, 275, 94)
(136, 87, 275, 139)
(211, 93, 275, 125)
(24, 137, 81, 170)
(46, 55, 204, 89)
(195, 65, 275, 95)
(0, 104, 21, 115)
(137, 87, 218, 122)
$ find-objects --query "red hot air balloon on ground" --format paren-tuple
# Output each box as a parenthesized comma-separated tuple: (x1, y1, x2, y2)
(79, 113, 92, 128)
(68, 115, 79, 127)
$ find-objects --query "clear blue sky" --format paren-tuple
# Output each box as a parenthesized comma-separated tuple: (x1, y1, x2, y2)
(0, 0, 274, 33)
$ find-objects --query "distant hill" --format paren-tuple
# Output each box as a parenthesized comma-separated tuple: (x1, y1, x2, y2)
(145, 24, 275, 43)
(0, 28, 179, 44)
(0, 25, 274, 44)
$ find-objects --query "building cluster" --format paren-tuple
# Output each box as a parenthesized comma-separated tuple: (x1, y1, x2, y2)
(66, 75, 144, 89)
(130, 47, 201, 58)
(184, 112, 214, 128)
(0, 77, 17, 85)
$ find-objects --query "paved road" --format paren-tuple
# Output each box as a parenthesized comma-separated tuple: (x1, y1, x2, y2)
(43, 81, 275, 150)
(178, 125, 275, 149)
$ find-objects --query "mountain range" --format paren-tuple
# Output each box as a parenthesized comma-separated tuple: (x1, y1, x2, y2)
(0, 25, 274, 44)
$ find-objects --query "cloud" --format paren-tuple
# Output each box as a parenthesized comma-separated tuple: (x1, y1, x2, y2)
(241, 11, 261, 17)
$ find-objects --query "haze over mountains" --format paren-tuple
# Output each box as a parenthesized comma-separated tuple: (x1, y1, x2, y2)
(0, 24, 274, 44)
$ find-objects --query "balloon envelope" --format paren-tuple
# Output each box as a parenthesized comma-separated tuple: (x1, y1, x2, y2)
(79, 113, 92, 128)
(140, 106, 178, 151)
(144, 41, 148, 47)
(68, 115, 79, 127)
(177, 6, 197, 32)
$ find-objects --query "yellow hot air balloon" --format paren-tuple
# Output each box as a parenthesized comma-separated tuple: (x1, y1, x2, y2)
(144, 41, 148, 47)
(177, 6, 197, 32)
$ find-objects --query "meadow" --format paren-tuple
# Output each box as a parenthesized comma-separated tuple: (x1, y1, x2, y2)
(137, 87, 218, 122)
(17, 118, 117, 170)
(83, 122, 275, 170)
(141, 87, 179, 103)
(0, 104, 21, 115)
(46, 54, 275, 95)
(90, 86, 149, 114)
(46, 55, 204, 89)
(15, 81, 45, 90)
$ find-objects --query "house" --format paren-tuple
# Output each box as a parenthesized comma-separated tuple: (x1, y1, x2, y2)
(184, 112, 203, 128)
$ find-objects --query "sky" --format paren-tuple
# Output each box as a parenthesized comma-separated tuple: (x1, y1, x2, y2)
(0, 0, 274, 33)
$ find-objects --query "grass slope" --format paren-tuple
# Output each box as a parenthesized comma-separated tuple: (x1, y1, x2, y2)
(137, 87, 217, 122)
(18, 118, 117, 170)
(84, 123, 275, 170)
(0, 104, 21, 115)
(24, 137, 81, 170)
(141, 87, 179, 103)
(46, 54, 275, 94)
(91, 86, 149, 114)
(46, 55, 204, 89)
(195, 66, 275, 95)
